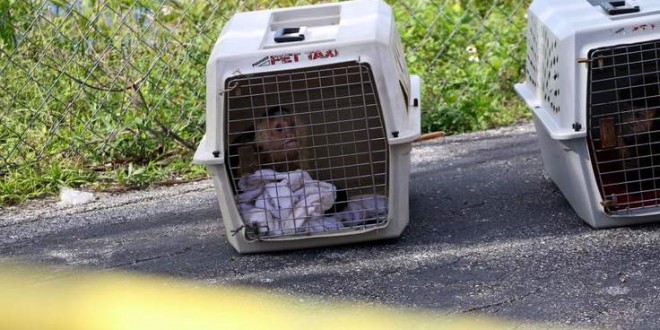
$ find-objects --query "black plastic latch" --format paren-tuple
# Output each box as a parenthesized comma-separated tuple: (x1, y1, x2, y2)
(600, 1, 640, 15)
(274, 27, 306, 43)
(572, 122, 582, 132)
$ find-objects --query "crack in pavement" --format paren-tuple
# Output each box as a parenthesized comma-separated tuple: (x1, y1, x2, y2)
(108, 246, 194, 269)
(461, 287, 543, 313)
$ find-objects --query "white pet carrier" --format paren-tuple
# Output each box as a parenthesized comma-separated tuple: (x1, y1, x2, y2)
(194, 0, 421, 252)
(516, 0, 660, 228)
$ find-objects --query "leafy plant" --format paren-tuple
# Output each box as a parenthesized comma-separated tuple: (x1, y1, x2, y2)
(1, 0, 531, 206)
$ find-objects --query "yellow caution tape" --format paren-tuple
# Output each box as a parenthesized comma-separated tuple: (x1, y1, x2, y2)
(0, 263, 550, 330)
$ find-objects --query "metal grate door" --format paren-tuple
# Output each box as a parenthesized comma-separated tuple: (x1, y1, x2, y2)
(223, 61, 389, 239)
(587, 40, 660, 213)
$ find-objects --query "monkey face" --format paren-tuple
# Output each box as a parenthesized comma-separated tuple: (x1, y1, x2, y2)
(250, 110, 309, 171)
(265, 116, 299, 154)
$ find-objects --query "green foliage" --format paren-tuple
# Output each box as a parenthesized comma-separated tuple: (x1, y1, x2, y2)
(0, 0, 14, 49)
(0, 162, 97, 205)
(393, 0, 531, 133)
(1, 0, 531, 206)
(1, 0, 217, 205)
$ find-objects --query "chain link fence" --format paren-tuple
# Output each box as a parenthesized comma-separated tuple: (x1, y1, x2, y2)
(0, 0, 530, 205)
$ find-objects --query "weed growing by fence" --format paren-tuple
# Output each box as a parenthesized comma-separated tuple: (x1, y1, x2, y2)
(0, 0, 530, 205)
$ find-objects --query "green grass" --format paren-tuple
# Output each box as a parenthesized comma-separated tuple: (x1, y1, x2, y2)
(395, 0, 531, 133)
(0, 0, 531, 206)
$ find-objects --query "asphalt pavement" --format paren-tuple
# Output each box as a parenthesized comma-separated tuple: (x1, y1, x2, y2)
(3, 121, 660, 329)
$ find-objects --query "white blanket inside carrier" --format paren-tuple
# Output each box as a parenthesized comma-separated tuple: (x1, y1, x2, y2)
(237, 169, 387, 237)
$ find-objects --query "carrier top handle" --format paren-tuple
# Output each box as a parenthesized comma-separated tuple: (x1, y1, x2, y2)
(599, 1, 640, 15)
(274, 26, 306, 43)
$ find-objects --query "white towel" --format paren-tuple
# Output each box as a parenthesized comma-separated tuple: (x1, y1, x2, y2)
(307, 217, 345, 233)
(338, 194, 388, 225)
(241, 207, 278, 236)
(237, 170, 337, 236)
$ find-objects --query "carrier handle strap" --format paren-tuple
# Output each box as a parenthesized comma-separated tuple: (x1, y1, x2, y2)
(599, 1, 640, 15)
(274, 26, 306, 43)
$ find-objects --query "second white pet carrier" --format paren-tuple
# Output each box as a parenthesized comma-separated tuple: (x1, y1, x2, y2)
(194, 0, 421, 252)
(516, 0, 660, 228)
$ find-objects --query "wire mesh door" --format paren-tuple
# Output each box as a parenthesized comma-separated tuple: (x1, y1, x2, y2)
(587, 40, 660, 213)
(223, 61, 389, 239)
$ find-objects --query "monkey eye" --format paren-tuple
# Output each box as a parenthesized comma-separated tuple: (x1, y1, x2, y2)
(274, 123, 284, 132)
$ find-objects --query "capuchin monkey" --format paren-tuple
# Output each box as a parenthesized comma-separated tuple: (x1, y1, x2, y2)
(228, 105, 347, 213)
(617, 87, 660, 194)
(229, 106, 309, 175)
(254, 107, 309, 172)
